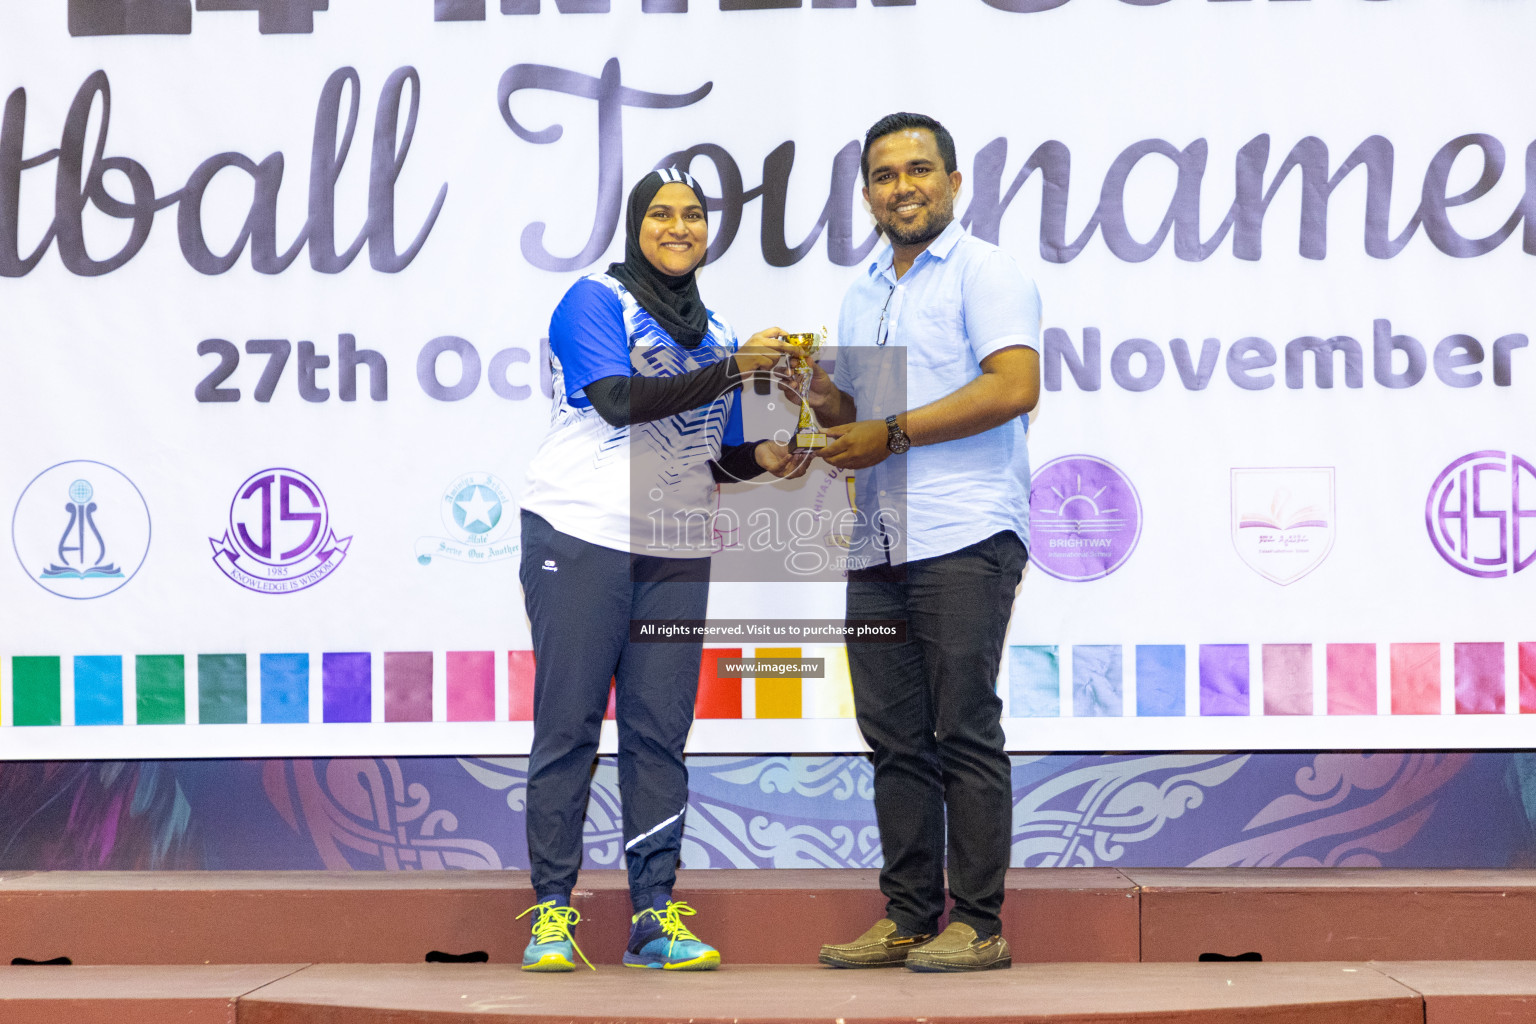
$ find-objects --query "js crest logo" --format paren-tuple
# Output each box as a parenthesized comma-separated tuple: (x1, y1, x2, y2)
(416, 472, 519, 566)
(211, 468, 351, 593)
(12, 460, 151, 600)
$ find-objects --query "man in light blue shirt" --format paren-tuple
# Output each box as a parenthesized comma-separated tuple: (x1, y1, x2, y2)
(809, 113, 1041, 974)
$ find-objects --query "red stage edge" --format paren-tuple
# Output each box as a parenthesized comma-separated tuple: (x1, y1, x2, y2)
(0, 869, 1532, 1022)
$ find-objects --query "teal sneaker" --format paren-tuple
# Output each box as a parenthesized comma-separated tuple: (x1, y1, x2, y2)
(516, 900, 593, 972)
(623, 900, 720, 971)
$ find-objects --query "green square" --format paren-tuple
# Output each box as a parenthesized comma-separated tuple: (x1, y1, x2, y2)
(12, 657, 62, 726)
(198, 654, 248, 724)
(135, 655, 186, 725)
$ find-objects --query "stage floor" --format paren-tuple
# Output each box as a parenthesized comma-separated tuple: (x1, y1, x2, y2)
(2, 960, 1534, 1024)
(0, 869, 1534, 1022)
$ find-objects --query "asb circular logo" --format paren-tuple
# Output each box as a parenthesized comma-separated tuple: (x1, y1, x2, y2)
(1426, 450, 1536, 578)
(415, 472, 519, 566)
(210, 468, 351, 593)
(1029, 455, 1143, 582)
(12, 460, 151, 600)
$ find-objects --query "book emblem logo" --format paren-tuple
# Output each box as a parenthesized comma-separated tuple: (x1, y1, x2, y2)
(1425, 450, 1536, 578)
(1230, 467, 1335, 585)
(11, 460, 151, 600)
(1030, 455, 1143, 582)
(210, 468, 350, 593)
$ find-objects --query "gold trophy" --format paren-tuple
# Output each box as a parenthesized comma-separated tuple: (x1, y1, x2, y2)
(783, 327, 828, 451)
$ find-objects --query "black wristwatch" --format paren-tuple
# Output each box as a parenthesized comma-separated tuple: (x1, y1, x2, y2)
(885, 415, 911, 454)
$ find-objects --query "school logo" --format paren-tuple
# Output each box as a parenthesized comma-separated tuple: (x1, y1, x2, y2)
(1426, 451, 1536, 578)
(1029, 455, 1142, 582)
(12, 460, 151, 599)
(1231, 467, 1336, 585)
(415, 472, 519, 566)
(812, 468, 858, 549)
(211, 468, 350, 593)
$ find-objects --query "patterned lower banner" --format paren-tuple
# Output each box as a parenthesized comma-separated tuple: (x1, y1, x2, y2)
(2, 751, 1533, 871)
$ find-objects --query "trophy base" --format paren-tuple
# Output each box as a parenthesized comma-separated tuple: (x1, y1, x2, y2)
(791, 431, 829, 451)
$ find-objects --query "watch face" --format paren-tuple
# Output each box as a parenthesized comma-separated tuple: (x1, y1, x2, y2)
(885, 417, 911, 454)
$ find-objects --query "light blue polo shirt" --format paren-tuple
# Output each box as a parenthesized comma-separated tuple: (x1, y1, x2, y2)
(833, 219, 1041, 566)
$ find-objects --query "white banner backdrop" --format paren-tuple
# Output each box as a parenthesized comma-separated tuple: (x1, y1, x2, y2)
(2, 0, 1534, 758)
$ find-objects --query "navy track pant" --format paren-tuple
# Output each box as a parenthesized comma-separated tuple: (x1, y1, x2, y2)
(519, 510, 708, 913)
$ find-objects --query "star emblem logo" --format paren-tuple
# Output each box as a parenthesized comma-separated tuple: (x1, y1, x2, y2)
(454, 485, 501, 534)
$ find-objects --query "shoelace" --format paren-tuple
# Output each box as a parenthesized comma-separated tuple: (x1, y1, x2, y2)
(516, 900, 594, 970)
(641, 900, 701, 954)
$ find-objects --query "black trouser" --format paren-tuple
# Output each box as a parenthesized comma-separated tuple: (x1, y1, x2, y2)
(519, 510, 709, 913)
(845, 531, 1026, 937)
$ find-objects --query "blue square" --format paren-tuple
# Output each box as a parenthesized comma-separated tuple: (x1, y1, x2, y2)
(74, 655, 124, 726)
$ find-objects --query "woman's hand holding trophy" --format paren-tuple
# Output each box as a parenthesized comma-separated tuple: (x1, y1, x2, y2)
(781, 328, 830, 452)
(737, 325, 836, 480)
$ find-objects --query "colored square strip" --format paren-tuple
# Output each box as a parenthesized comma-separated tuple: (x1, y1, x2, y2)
(1, 643, 1533, 724)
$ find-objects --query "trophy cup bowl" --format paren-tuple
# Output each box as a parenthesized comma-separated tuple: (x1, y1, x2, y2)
(782, 329, 828, 452)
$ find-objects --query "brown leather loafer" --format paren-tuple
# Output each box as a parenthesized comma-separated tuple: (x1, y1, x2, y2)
(818, 918, 934, 968)
(904, 922, 1011, 972)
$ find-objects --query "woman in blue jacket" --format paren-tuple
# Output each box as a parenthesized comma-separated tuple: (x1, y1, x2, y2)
(518, 168, 805, 972)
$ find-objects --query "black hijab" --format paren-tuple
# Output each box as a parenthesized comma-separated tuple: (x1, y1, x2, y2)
(607, 169, 710, 349)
